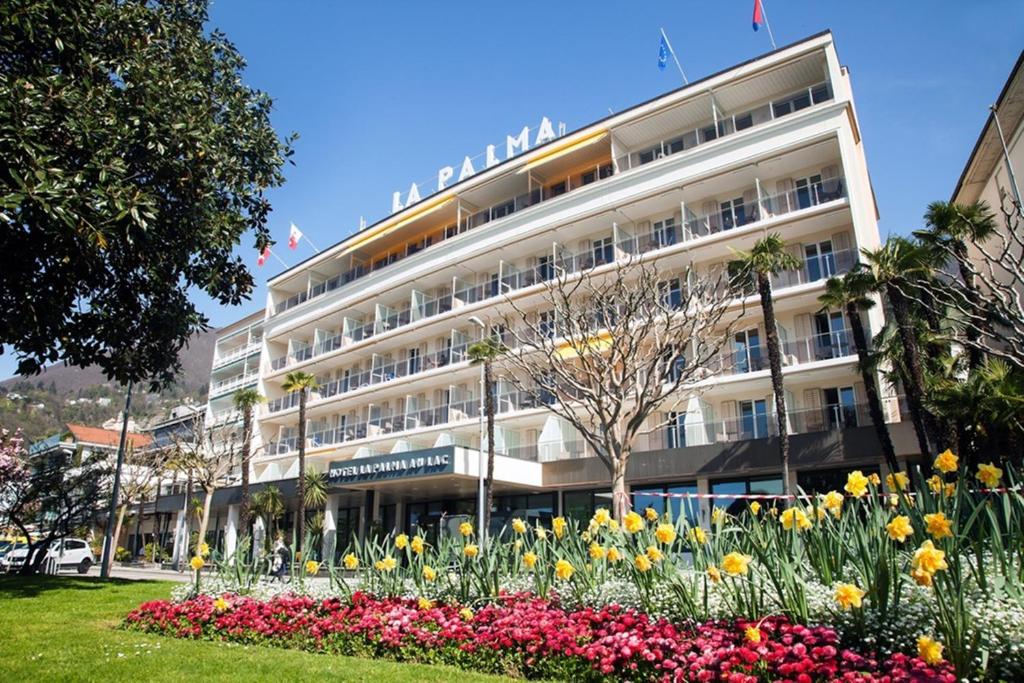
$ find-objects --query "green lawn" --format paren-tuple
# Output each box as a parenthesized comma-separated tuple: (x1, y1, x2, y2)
(0, 576, 512, 682)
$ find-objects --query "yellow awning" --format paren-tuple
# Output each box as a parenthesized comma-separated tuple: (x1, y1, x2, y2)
(555, 331, 613, 359)
(340, 193, 455, 257)
(517, 129, 609, 175)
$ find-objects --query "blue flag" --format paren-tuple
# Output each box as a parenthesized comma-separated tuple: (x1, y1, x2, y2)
(658, 36, 669, 71)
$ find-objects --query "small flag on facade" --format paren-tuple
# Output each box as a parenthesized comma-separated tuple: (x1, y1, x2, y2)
(752, 0, 764, 31)
(288, 222, 303, 250)
(657, 36, 669, 71)
(257, 246, 270, 267)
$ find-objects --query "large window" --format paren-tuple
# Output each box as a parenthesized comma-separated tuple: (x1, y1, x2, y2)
(804, 240, 836, 283)
(719, 197, 747, 231)
(733, 329, 763, 374)
(632, 482, 699, 523)
(739, 399, 769, 439)
(593, 236, 614, 265)
(666, 412, 686, 448)
(824, 386, 858, 428)
(813, 310, 849, 359)
(795, 174, 824, 210)
(711, 477, 784, 517)
(653, 217, 677, 247)
(563, 489, 614, 523)
(797, 466, 879, 495)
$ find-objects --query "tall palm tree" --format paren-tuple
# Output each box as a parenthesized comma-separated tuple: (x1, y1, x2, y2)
(916, 200, 997, 369)
(251, 484, 285, 551)
(232, 388, 265, 550)
(862, 237, 935, 457)
(281, 371, 318, 558)
(467, 336, 503, 534)
(730, 233, 801, 496)
(819, 270, 900, 474)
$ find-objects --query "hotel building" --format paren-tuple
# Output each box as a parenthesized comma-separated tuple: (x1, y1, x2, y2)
(182, 31, 926, 560)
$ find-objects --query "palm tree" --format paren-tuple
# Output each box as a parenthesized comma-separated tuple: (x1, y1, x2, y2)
(467, 336, 504, 534)
(303, 470, 328, 559)
(281, 371, 318, 558)
(862, 237, 935, 457)
(730, 233, 801, 496)
(251, 484, 285, 551)
(819, 270, 900, 474)
(916, 200, 997, 369)
(232, 388, 265, 548)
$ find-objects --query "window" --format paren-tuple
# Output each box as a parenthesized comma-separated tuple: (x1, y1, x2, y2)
(824, 386, 858, 428)
(666, 412, 686, 448)
(734, 112, 754, 131)
(798, 466, 878, 495)
(638, 146, 661, 165)
(538, 255, 554, 281)
(539, 311, 555, 339)
(599, 164, 614, 179)
(548, 180, 567, 197)
(653, 217, 677, 247)
(719, 198, 746, 231)
(666, 136, 686, 154)
(811, 82, 832, 104)
(563, 489, 613, 522)
(813, 310, 849, 359)
(593, 236, 614, 265)
(491, 199, 515, 219)
(772, 89, 813, 118)
(633, 482, 699, 523)
(712, 477, 784, 517)
(795, 174, 823, 209)
(661, 277, 683, 309)
(733, 329, 763, 373)
(804, 240, 836, 282)
(582, 170, 596, 185)
(407, 348, 421, 375)
(739, 399, 769, 439)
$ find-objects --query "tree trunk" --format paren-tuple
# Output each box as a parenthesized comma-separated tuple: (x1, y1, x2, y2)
(152, 475, 162, 559)
(106, 503, 128, 574)
(296, 390, 307, 559)
(846, 302, 900, 474)
(134, 495, 144, 558)
(239, 406, 252, 553)
(196, 486, 214, 556)
(483, 359, 496, 533)
(758, 272, 790, 497)
(886, 285, 934, 457)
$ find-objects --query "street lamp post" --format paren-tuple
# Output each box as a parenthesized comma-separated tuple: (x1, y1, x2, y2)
(468, 316, 487, 546)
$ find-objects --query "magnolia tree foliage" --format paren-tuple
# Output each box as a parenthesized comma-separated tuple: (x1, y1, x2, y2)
(0, 0, 295, 387)
(498, 257, 740, 521)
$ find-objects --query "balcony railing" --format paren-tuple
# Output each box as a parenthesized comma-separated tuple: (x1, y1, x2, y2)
(711, 329, 855, 376)
(272, 81, 834, 318)
(209, 372, 259, 396)
(213, 341, 262, 369)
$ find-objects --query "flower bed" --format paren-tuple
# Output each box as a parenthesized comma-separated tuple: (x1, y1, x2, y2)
(124, 592, 954, 682)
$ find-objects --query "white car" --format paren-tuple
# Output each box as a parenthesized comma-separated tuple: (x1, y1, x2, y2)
(4, 538, 94, 574)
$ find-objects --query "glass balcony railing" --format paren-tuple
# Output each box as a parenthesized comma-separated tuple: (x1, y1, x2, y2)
(208, 372, 259, 396)
(710, 329, 856, 376)
(213, 341, 262, 369)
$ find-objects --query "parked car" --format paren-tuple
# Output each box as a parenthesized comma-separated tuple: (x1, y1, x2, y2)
(0, 540, 28, 571)
(4, 538, 94, 574)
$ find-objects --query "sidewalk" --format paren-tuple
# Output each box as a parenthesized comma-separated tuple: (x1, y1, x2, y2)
(83, 565, 192, 582)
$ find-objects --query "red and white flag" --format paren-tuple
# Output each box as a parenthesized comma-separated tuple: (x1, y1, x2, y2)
(288, 222, 303, 250)
(257, 246, 271, 267)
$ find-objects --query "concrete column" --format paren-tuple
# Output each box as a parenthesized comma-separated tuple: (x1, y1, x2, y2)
(224, 504, 240, 559)
(394, 500, 406, 535)
(322, 493, 339, 564)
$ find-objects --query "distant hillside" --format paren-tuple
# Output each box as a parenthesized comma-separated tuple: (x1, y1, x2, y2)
(0, 329, 217, 441)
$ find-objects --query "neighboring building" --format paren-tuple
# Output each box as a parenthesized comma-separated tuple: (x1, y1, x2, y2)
(169, 31, 925, 562)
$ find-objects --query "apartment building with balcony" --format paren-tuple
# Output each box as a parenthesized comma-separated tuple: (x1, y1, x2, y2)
(170, 31, 927, 559)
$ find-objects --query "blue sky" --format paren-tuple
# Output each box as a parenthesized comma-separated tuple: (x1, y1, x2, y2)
(3, 0, 1023, 380)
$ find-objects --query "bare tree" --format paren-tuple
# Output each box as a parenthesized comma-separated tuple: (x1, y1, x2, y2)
(498, 257, 739, 522)
(171, 422, 237, 557)
(104, 444, 157, 573)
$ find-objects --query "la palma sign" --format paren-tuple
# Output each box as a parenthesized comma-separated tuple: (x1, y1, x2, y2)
(391, 116, 564, 214)
(328, 446, 455, 485)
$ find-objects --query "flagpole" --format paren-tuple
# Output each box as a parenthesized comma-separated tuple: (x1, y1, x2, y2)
(269, 248, 289, 269)
(659, 28, 688, 85)
(758, 1, 778, 50)
(302, 235, 321, 253)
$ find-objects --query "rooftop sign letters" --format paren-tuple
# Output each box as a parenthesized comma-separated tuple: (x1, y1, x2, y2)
(390, 116, 563, 214)
(328, 446, 455, 485)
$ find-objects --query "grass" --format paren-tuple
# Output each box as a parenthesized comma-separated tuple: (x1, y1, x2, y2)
(0, 575, 512, 682)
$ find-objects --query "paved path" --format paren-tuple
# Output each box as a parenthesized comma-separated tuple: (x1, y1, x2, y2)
(82, 565, 191, 582)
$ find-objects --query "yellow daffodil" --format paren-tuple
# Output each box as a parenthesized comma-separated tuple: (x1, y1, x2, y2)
(923, 512, 953, 540)
(606, 547, 622, 563)
(198, 542, 210, 558)
(422, 565, 437, 582)
(976, 462, 1003, 488)
(868, 473, 881, 487)
(394, 533, 409, 550)
(780, 507, 812, 532)
(634, 553, 652, 572)
(534, 526, 548, 540)
(189, 556, 204, 571)
(588, 542, 606, 560)
(944, 483, 956, 498)
(688, 527, 707, 545)
(343, 553, 359, 570)
(886, 471, 910, 492)
(213, 596, 229, 612)
(511, 517, 527, 534)
(644, 507, 659, 522)
(721, 552, 751, 576)
(608, 519, 619, 531)
(417, 597, 433, 610)
(463, 544, 479, 558)
(926, 474, 943, 494)
(912, 540, 948, 575)
(711, 507, 725, 524)
(645, 545, 664, 562)
(459, 607, 474, 620)
(304, 559, 320, 575)
(707, 565, 722, 583)
(459, 521, 473, 537)
(623, 511, 644, 533)
(655, 523, 677, 545)
(886, 515, 913, 543)
(375, 556, 397, 572)
(822, 490, 844, 517)
(522, 551, 538, 569)
(933, 449, 958, 474)
(745, 626, 761, 643)
(844, 470, 869, 497)
(834, 583, 866, 610)
(411, 536, 425, 554)
(592, 508, 611, 526)
(911, 566, 933, 587)
(917, 635, 944, 665)
(554, 559, 574, 580)
(749, 501, 761, 515)
(552, 516, 568, 539)
(514, 538, 523, 551)
(581, 530, 592, 543)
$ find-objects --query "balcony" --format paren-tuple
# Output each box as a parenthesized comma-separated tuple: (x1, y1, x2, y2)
(271, 80, 835, 318)
(212, 340, 262, 369)
(208, 372, 259, 397)
(710, 329, 855, 377)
